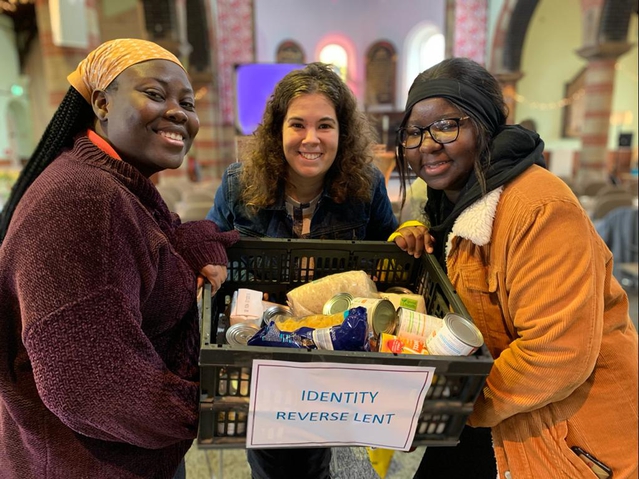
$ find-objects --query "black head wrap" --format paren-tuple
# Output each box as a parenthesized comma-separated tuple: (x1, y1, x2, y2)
(402, 78, 546, 267)
(403, 78, 504, 134)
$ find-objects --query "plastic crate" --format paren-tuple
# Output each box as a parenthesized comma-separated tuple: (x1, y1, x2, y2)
(198, 238, 493, 449)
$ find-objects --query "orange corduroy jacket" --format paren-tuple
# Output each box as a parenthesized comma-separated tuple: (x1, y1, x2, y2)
(446, 165, 638, 479)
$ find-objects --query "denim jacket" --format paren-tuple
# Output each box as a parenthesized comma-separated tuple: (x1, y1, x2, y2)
(206, 162, 398, 240)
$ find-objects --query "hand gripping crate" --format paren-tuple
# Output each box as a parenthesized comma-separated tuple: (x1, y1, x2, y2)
(198, 238, 493, 448)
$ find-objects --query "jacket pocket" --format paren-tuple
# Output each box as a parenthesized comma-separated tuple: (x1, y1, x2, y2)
(458, 265, 511, 354)
(494, 408, 600, 479)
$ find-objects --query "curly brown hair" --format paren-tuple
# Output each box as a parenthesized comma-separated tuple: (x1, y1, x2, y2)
(240, 62, 378, 211)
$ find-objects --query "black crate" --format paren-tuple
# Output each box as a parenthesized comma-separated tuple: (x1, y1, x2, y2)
(198, 238, 493, 448)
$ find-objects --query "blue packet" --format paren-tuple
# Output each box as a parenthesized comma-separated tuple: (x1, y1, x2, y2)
(247, 321, 316, 349)
(246, 307, 369, 351)
(309, 306, 369, 351)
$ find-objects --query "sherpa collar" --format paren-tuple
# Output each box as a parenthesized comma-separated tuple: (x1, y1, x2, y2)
(446, 186, 503, 257)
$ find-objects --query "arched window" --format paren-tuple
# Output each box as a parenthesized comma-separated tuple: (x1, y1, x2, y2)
(276, 40, 305, 63)
(319, 43, 348, 81)
(365, 41, 396, 109)
(402, 23, 445, 107)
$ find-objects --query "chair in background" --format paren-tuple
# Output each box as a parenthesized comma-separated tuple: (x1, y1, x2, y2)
(624, 179, 639, 197)
(590, 192, 635, 221)
(580, 179, 610, 197)
(595, 184, 627, 199)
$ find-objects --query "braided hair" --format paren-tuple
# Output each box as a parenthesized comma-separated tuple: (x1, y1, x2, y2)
(0, 87, 94, 243)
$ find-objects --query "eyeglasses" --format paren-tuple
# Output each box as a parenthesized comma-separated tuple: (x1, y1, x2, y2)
(398, 117, 469, 149)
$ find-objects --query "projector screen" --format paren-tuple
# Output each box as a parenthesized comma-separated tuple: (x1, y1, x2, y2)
(234, 63, 306, 135)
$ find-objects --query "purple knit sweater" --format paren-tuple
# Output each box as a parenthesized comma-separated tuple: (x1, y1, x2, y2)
(0, 137, 239, 478)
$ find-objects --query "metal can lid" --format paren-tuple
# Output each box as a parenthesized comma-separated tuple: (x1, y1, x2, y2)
(323, 292, 354, 315)
(372, 299, 398, 335)
(263, 305, 293, 322)
(385, 286, 413, 295)
(444, 313, 484, 347)
(226, 323, 260, 346)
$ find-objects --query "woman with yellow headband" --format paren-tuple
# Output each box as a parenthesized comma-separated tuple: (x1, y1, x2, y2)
(0, 39, 239, 478)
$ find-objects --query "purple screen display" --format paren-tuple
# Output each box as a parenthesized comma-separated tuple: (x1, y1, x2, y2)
(235, 63, 306, 135)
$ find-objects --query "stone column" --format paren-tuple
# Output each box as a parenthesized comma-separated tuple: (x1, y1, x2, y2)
(174, 0, 192, 64)
(576, 42, 632, 183)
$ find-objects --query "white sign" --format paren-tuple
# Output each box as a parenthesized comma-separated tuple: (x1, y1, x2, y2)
(245, 360, 435, 451)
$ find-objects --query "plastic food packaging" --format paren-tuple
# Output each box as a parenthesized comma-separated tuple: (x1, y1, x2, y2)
(286, 270, 379, 317)
(246, 321, 314, 349)
(275, 311, 346, 332)
(247, 307, 370, 352)
(310, 307, 369, 351)
(379, 333, 428, 355)
(229, 288, 264, 326)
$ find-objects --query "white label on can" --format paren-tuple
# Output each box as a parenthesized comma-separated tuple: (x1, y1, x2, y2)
(312, 328, 335, 350)
(426, 323, 478, 356)
(396, 308, 443, 342)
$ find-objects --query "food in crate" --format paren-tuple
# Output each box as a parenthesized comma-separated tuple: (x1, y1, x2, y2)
(221, 270, 484, 356)
(247, 306, 370, 351)
(286, 270, 379, 316)
(379, 333, 429, 355)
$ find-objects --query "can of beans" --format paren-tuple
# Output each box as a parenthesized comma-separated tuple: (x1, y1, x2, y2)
(322, 292, 354, 315)
(395, 308, 443, 342)
(225, 322, 260, 347)
(426, 313, 484, 356)
(350, 297, 397, 336)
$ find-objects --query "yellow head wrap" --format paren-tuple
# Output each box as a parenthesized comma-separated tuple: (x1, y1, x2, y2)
(67, 38, 186, 103)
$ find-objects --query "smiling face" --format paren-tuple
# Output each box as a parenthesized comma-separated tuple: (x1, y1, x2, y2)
(404, 97, 478, 203)
(93, 59, 199, 177)
(282, 93, 339, 190)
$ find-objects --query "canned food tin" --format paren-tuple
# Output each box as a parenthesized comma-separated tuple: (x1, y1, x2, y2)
(385, 286, 413, 295)
(426, 313, 484, 356)
(225, 322, 260, 346)
(350, 297, 397, 336)
(323, 292, 354, 315)
(262, 305, 293, 326)
(396, 308, 443, 342)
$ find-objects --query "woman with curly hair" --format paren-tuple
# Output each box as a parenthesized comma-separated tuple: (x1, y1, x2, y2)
(207, 62, 397, 241)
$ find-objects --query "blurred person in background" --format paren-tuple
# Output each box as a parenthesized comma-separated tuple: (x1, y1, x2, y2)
(391, 57, 638, 479)
(0, 38, 239, 479)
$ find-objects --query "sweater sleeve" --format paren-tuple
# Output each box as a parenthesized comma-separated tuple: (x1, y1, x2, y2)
(24, 287, 199, 448)
(14, 179, 205, 449)
(468, 199, 605, 427)
(174, 219, 239, 272)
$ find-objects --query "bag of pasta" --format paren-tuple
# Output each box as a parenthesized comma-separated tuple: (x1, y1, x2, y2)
(286, 270, 379, 317)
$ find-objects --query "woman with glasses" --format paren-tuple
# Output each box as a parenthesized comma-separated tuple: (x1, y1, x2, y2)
(391, 58, 637, 479)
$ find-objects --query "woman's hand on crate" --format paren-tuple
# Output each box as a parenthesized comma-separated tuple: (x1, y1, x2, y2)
(198, 264, 228, 294)
(391, 224, 434, 258)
